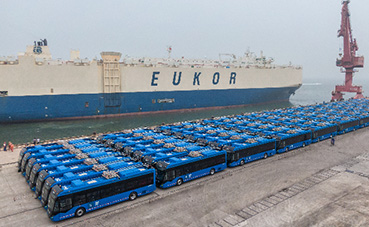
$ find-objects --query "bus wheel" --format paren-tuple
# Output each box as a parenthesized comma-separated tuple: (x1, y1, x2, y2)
(303, 143, 306, 147)
(176, 178, 183, 186)
(129, 192, 137, 201)
(240, 160, 245, 166)
(75, 207, 86, 217)
(210, 168, 215, 175)
(285, 147, 289, 152)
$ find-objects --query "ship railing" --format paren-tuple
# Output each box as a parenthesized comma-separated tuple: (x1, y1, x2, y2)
(118, 61, 302, 69)
(0, 56, 18, 65)
(32, 59, 94, 66)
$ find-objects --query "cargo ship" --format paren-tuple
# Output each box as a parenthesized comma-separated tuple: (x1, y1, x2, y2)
(0, 40, 302, 123)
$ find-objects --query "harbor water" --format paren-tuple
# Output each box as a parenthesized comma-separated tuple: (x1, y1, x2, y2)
(0, 79, 366, 145)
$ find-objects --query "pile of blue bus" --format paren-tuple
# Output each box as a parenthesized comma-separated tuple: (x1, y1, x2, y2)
(17, 99, 369, 221)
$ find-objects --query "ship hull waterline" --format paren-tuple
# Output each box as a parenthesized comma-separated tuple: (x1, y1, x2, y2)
(0, 85, 300, 123)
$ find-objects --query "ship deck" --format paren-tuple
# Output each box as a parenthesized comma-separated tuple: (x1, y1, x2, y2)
(1, 127, 369, 226)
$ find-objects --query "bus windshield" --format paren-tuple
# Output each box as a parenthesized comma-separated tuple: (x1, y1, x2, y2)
(47, 186, 61, 217)
(21, 153, 31, 171)
(18, 149, 25, 163)
(156, 170, 165, 182)
(41, 178, 55, 205)
(25, 159, 36, 178)
(47, 195, 58, 216)
(35, 171, 48, 196)
(29, 164, 40, 185)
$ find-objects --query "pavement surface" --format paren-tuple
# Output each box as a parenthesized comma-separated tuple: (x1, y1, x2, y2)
(1, 127, 369, 227)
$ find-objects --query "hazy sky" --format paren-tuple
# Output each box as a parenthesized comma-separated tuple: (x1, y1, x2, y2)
(1, 0, 369, 81)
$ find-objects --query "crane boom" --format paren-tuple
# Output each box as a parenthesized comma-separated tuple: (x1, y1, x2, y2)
(331, 0, 365, 101)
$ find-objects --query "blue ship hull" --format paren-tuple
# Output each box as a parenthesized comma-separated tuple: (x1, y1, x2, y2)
(0, 86, 299, 123)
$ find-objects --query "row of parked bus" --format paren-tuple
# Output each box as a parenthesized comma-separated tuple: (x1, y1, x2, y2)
(17, 99, 369, 221)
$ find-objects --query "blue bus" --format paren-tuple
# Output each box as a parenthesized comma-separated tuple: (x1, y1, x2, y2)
(22, 149, 71, 176)
(32, 155, 130, 192)
(29, 158, 85, 190)
(25, 149, 117, 182)
(46, 165, 155, 221)
(141, 144, 202, 167)
(19, 139, 97, 174)
(336, 118, 360, 134)
(18, 144, 64, 172)
(307, 123, 338, 143)
(224, 136, 277, 167)
(155, 148, 227, 188)
(358, 115, 369, 128)
(275, 129, 312, 153)
(40, 154, 124, 205)
(35, 161, 91, 196)
(24, 153, 78, 179)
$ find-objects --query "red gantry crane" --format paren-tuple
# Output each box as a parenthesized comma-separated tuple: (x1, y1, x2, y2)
(331, 0, 365, 101)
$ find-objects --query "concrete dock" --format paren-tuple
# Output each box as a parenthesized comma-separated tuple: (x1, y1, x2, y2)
(1, 127, 369, 227)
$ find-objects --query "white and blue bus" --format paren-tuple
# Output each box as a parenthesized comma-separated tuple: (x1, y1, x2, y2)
(46, 164, 155, 221)
(29, 147, 120, 190)
(302, 122, 338, 143)
(224, 136, 277, 167)
(18, 143, 63, 171)
(34, 156, 129, 196)
(274, 129, 312, 153)
(40, 156, 134, 206)
(155, 148, 227, 188)
(336, 118, 360, 134)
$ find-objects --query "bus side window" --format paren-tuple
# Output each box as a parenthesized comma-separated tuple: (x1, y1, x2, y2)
(101, 186, 114, 198)
(53, 200, 60, 213)
(114, 181, 125, 193)
(73, 194, 86, 206)
(171, 170, 176, 180)
(87, 190, 100, 202)
(137, 175, 152, 187)
(175, 168, 183, 177)
(125, 181, 134, 191)
(147, 175, 154, 185)
(163, 172, 168, 181)
(165, 170, 175, 181)
(184, 165, 191, 174)
(60, 197, 72, 212)
(126, 178, 141, 191)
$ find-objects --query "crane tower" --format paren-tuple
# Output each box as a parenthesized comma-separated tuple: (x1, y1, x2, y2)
(331, 0, 365, 101)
